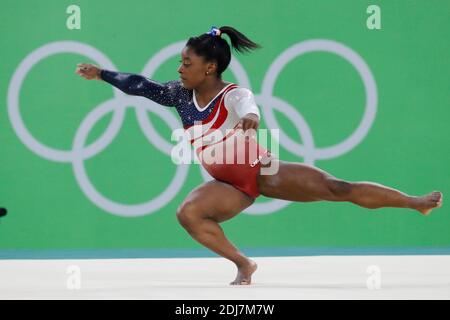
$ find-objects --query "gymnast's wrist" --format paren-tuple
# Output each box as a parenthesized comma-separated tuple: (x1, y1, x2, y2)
(97, 68, 104, 80)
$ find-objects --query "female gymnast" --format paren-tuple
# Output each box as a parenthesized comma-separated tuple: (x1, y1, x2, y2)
(75, 26, 443, 285)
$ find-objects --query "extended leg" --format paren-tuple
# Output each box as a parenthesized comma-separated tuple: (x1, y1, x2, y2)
(257, 159, 443, 214)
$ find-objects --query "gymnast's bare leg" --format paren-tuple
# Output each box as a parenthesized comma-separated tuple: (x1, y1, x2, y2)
(257, 158, 443, 215)
(176, 180, 258, 285)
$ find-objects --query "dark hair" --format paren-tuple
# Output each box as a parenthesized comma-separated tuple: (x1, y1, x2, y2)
(185, 26, 262, 77)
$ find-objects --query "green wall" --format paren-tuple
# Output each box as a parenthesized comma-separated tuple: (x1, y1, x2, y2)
(1, 0, 449, 257)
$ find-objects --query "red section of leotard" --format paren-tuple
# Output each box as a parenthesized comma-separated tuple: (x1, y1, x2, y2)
(184, 83, 270, 199)
(198, 131, 270, 199)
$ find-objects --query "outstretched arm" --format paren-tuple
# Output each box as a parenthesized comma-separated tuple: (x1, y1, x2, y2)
(75, 63, 179, 107)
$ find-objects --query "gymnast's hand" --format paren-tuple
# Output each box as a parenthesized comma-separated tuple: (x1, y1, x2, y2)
(75, 63, 102, 80)
(236, 113, 259, 138)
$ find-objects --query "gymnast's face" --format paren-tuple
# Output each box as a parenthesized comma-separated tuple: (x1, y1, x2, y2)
(178, 46, 217, 90)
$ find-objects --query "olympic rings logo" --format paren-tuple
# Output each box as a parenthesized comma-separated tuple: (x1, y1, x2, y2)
(7, 39, 377, 217)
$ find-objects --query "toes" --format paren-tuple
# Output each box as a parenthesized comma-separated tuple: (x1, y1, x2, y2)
(433, 191, 442, 198)
(427, 192, 443, 205)
(230, 279, 251, 285)
(434, 193, 443, 205)
(230, 279, 239, 285)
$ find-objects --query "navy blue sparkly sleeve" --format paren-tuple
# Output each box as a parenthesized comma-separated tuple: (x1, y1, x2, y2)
(100, 69, 179, 107)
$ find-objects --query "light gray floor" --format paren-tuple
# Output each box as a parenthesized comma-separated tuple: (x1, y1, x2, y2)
(0, 256, 449, 299)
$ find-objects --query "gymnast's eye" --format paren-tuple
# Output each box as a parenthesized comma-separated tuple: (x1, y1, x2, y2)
(179, 60, 190, 67)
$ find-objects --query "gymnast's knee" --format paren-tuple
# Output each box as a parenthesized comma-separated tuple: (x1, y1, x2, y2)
(327, 178, 353, 200)
(176, 201, 201, 230)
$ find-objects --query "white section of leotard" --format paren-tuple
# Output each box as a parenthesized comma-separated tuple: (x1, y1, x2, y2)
(192, 83, 235, 112)
(224, 87, 260, 119)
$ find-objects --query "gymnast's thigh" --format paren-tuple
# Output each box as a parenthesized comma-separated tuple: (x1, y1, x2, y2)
(178, 179, 255, 223)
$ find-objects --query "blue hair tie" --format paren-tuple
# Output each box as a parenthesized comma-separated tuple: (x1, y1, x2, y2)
(207, 26, 222, 37)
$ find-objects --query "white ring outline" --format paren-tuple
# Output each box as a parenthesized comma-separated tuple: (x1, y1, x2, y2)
(7, 39, 377, 217)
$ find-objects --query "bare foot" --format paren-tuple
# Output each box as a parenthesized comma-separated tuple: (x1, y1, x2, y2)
(230, 259, 258, 285)
(412, 191, 443, 215)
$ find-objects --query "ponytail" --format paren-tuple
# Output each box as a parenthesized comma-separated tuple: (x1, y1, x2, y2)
(218, 26, 262, 54)
(186, 26, 262, 77)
